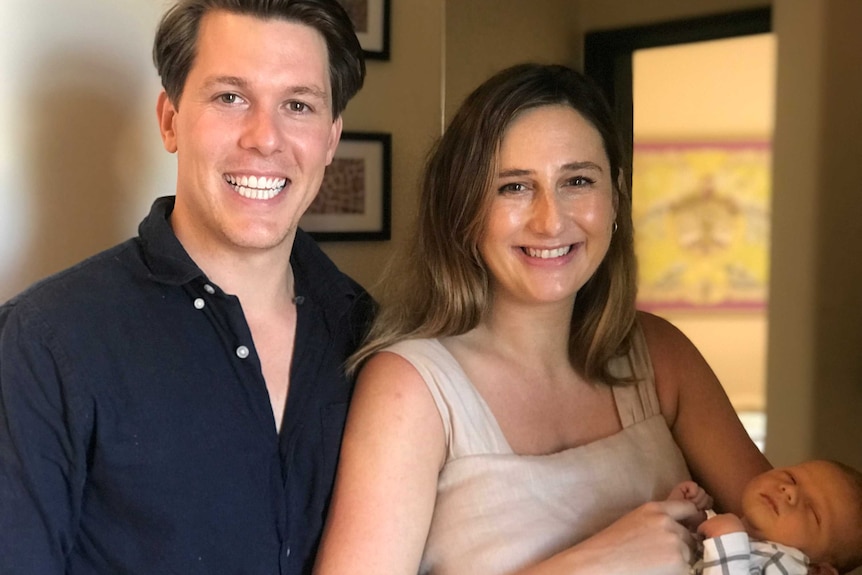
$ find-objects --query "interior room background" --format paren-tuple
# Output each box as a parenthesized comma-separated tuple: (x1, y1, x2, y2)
(4, 0, 861, 500)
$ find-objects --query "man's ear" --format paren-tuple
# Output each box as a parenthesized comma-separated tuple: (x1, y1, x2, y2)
(156, 90, 179, 154)
(808, 562, 839, 575)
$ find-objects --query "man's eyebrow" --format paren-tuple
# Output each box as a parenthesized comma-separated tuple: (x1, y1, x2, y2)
(288, 85, 331, 105)
(203, 75, 249, 90)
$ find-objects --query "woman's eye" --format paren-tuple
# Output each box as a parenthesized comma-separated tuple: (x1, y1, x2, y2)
(498, 182, 526, 194)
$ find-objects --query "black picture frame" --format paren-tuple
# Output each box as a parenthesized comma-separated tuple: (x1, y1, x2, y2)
(300, 131, 392, 242)
(339, 0, 391, 60)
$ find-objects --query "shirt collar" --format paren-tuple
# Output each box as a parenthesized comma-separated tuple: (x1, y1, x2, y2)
(137, 196, 204, 286)
(136, 196, 367, 321)
(291, 227, 368, 329)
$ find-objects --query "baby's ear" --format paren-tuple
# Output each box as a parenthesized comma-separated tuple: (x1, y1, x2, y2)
(807, 562, 838, 575)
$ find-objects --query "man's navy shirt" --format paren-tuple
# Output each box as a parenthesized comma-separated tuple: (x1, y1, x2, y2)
(0, 196, 373, 574)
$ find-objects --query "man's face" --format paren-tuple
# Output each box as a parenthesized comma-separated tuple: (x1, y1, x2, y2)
(741, 460, 860, 565)
(157, 10, 342, 257)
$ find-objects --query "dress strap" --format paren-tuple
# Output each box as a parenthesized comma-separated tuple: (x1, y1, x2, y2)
(383, 338, 512, 458)
(608, 322, 662, 428)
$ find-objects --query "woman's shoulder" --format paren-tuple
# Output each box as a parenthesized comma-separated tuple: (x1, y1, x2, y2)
(635, 310, 708, 425)
(352, 340, 450, 464)
(358, 337, 453, 391)
(636, 310, 707, 371)
(636, 310, 689, 347)
(379, 337, 442, 355)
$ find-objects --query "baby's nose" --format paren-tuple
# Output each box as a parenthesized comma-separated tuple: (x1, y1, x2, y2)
(779, 483, 798, 505)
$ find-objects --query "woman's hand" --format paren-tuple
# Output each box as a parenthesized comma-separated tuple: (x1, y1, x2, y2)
(575, 500, 699, 573)
(520, 499, 701, 575)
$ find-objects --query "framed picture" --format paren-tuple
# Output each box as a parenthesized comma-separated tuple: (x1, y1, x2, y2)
(632, 141, 771, 311)
(337, 0, 391, 60)
(301, 132, 391, 242)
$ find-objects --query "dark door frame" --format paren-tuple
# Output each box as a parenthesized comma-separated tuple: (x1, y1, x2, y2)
(583, 7, 772, 188)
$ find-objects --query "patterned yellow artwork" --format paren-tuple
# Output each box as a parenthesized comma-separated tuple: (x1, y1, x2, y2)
(632, 143, 771, 310)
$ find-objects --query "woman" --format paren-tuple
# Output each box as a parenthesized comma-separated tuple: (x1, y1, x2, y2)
(314, 63, 770, 574)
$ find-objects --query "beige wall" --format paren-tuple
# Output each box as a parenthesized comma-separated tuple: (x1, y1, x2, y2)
(444, 0, 579, 122)
(0, 0, 171, 302)
(321, 1, 445, 296)
(633, 34, 775, 140)
(768, 0, 862, 471)
(574, 0, 769, 32)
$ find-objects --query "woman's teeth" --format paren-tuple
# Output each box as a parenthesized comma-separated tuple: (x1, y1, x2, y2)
(524, 246, 572, 259)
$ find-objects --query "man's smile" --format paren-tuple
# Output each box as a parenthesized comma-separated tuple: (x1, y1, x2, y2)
(224, 173, 288, 200)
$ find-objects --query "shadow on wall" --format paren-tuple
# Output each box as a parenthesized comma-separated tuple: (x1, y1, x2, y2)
(8, 50, 150, 299)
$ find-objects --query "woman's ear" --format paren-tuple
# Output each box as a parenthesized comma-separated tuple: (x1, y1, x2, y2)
(614, 169, 625, 210)
(807, 562, 839, 575)
(611, 168, 626, 225)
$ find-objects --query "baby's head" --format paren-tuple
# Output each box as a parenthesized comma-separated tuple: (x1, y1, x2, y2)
(740, 459, 862, 574)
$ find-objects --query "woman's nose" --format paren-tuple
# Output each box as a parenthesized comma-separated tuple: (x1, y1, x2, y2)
(529, 190, 564, 235)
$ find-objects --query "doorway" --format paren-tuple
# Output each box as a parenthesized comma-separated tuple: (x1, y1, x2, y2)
(584, 9, 774, 450)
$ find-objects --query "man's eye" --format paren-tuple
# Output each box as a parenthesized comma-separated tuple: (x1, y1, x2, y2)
(288, 101, 309, 113)
(218, 93, 241, 105)
(569, 176, 594, 187)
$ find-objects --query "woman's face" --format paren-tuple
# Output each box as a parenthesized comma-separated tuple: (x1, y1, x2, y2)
(479, 104, 616, 308)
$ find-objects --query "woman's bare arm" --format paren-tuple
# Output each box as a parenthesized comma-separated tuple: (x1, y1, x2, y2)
(314, 351, 446, 575)
(639, 311, 771, 515)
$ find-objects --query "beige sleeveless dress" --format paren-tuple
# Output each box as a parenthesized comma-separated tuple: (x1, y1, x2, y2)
(384, 325, 691, 575)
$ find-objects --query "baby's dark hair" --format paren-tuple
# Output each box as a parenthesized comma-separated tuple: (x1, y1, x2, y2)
(830, 460, 862, 574)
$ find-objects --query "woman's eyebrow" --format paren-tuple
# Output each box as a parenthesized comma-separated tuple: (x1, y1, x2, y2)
(497, 168, 533, 178)
(562, 161, 604, 172)
(497, 162, 604, 179)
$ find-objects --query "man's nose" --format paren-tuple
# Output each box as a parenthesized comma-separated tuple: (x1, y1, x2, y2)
(239, 107, 283, 156)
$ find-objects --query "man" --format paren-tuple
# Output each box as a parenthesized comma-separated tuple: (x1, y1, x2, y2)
(0, 1, 371, 573)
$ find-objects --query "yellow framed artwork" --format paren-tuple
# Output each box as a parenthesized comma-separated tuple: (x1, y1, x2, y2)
(632, 142, 771, 310)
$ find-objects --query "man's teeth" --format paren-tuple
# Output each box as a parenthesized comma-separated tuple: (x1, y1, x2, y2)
(525, 246, 571, 259)
(225, 175, 287, 200)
